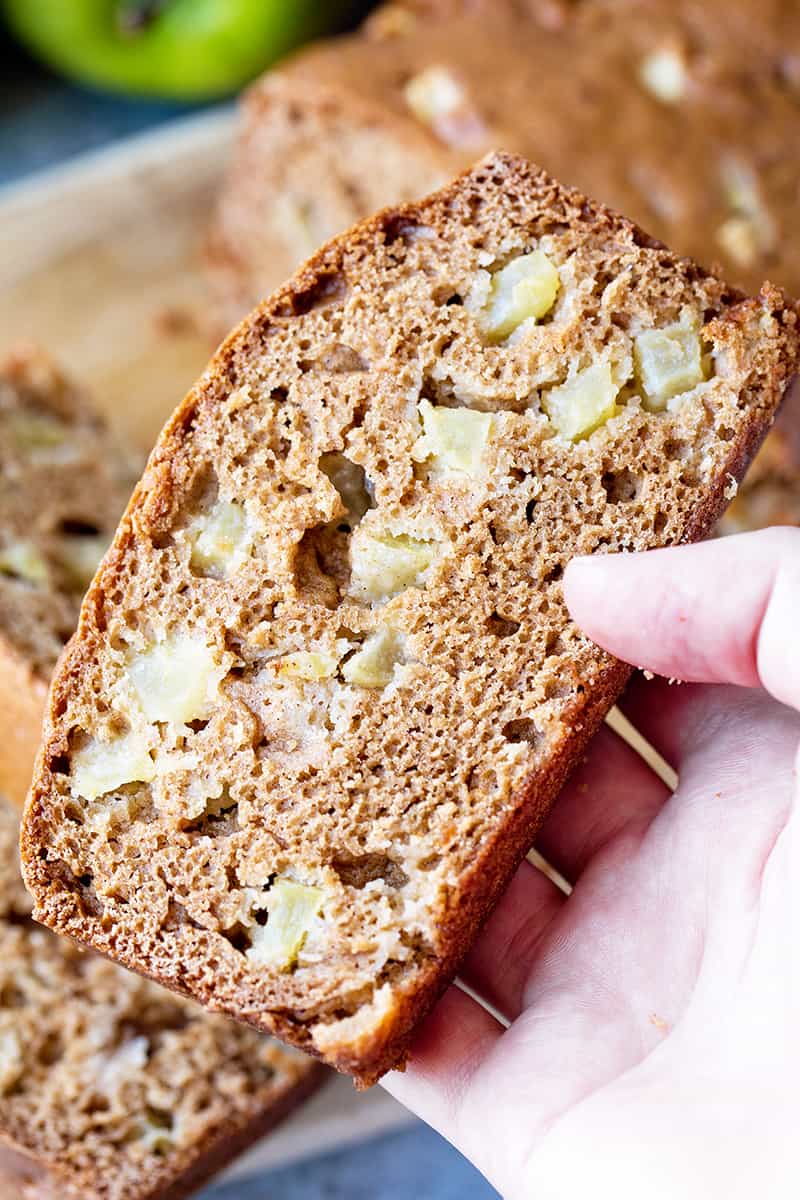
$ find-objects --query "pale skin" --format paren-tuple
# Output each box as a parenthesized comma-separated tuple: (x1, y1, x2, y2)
(384, 527, 799, 1199)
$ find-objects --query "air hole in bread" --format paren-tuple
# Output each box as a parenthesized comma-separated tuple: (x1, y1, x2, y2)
(36, 1033, 64, 1068)
(314, 344, 370, 374)
(46, 859, 103, 918)
(486, 611, 520, 638)
(382, 215, 432, 246)
(220, 924, 252, 954)
(319, 453, 374, 526)
(664, 438, 690, 461)
(602, 467, 641, 504)
(332, 852, 408, 890)
(545, 630, 566, 655)
(284, 271, 346, 317)
(180, 801, 239, 839)
(48, 752, 70, 776)
(57, 517, 102, 537)
(63, 799, 84, 825)
(293, 523, 350, 607)
(502, 718, 545, 749)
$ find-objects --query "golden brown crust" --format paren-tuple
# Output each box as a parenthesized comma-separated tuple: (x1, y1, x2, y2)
(23, 153, 800, 1086)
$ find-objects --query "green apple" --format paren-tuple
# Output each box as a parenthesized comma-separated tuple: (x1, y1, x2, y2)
(2, 0, 364, 100)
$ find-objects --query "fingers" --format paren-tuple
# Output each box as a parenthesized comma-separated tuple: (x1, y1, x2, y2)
(615, 673, 705, 769)
(564, 528, 800, 713)
(382, 983, 503, 1153)
(535, 722, 670, 882)
(457, 859, 565, 1021)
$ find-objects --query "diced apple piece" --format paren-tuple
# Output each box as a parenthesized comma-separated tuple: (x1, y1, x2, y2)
(639, 48, 687, 102)
(634, 322, 706, 411)
(72, 730, 156, 801)
(404, 65, 464, 126)
(189, 501, 252, 577)
(479, 251, 560, 342)
(0, 539, 48, 585)
(342, 627, 404, 688)
(276, 650, 340, 681)
(541, 362, 619, 440)
(349, 531, 439, 603)
(715, 216, 759, 269)
(8, 411, 66, 452)
(246, 879, 324, 972)
(127, 634, 227, 725)
(319, 453, 373, 522)
(403, 65, 484, 148)
(412, 399, 493, 476)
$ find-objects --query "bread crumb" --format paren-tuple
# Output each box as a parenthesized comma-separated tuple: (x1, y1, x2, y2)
(723, 472, 738, 500)
(649, 1012, 671, 1032)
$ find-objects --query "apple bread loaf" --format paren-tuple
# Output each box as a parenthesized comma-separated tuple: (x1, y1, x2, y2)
(0, 347, 140, 808)
(209, 0, 800, 325)
(23, 155, 800, 1085)
(0, 801, 322, 1200)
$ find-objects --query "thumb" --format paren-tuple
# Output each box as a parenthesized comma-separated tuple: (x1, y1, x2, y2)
(564, 528, 800, 713)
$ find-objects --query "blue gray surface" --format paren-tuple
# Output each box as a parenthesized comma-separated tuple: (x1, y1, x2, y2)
(203, 1125, 498, 1200)
(0, 49, 498, 1200)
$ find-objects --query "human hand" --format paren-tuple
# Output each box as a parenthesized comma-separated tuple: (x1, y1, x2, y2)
(383, 528, 800, 1199)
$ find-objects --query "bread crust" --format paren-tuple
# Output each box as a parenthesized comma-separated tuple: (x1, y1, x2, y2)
(23, 153, 800, 1086)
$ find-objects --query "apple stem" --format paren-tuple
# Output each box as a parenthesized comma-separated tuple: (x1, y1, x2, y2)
(118, 1, 165, 35)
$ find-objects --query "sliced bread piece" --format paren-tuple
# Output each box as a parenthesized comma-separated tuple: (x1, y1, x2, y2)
(0, 801, 323, 1200)
(23, 154, 800, 1086)
(0, 347, 140, 808)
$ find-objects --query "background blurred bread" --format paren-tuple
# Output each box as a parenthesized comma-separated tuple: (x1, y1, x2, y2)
(208, 0, 800, 533)
(0, 347, 324, 1197)
(0, 347, 141, 808)
(210, 0, 800, 318)
(0, 800, 323, 1200)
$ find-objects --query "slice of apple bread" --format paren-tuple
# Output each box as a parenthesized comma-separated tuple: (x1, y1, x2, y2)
(0, 347, 141, 808)
(22, 154, 800, 1086)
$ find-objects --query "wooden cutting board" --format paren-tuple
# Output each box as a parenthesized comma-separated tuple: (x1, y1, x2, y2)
(0, 109, 235, 452)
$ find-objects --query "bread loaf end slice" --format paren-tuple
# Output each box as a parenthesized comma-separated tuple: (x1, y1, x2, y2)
(23, 154, 800, 1085)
